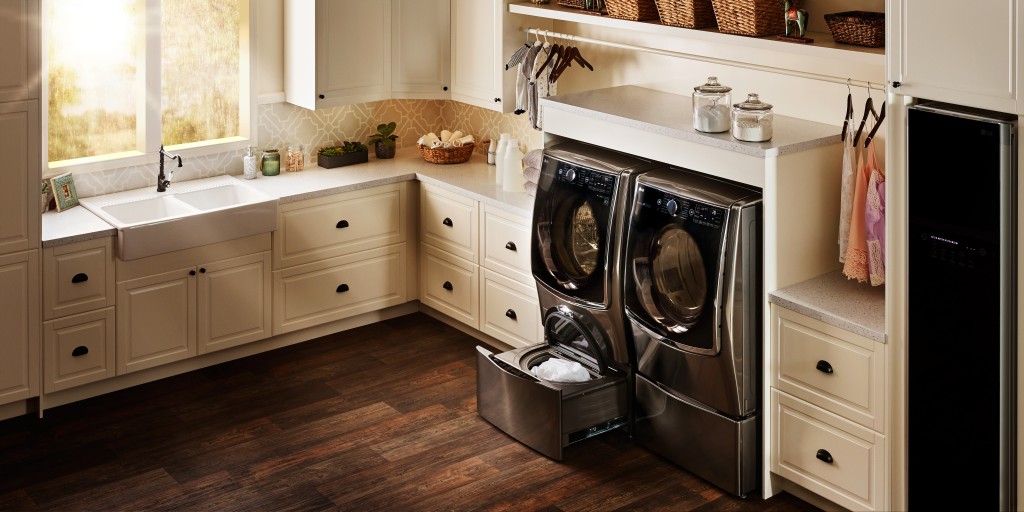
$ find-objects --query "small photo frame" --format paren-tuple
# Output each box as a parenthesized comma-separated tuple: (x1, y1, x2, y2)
(49, 172, 79, 212)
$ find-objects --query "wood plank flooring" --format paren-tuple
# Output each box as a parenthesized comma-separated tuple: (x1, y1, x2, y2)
(0, 313, 821, 511)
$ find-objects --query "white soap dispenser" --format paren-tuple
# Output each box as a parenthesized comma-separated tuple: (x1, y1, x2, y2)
(243, 145, 258, 179)
(502, 138, 525, 193)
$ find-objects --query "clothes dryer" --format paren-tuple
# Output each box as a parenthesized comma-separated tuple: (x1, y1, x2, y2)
(623, 167, 762, 497)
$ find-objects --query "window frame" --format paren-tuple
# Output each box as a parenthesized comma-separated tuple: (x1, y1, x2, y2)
(42, 0, 255, 175)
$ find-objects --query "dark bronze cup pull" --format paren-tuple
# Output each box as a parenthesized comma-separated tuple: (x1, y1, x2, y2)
(816, 360, 834, 374)
(71, 273, 89, 284)
(505, 241, 517, 252)
(442, 217, 453, 227)
(337, 284, 349, 293)
(816, 449, 834, 464)
(336, 220, 349, 228)
(505, 309, 517, 320)
(71, 346, 89, 357)
(442, 281, 453, 291)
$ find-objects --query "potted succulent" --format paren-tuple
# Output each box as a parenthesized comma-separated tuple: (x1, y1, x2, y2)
(317, 141, 369, 168)
(367, 122, 399, 159)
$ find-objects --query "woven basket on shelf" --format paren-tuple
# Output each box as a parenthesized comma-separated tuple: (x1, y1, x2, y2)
(709, 0, 784, 37)
(824, 11, 885, 48)
(557, 0, 606, 12)
(419, 143, 475, 165)
(606, 0, 659, 20)
(654, 0, 716, 28)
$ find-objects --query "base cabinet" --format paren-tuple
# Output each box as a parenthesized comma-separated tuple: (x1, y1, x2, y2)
(44, 307, 115, 393)
(0, 249, 39, 405)
(198, 252, 272, 355)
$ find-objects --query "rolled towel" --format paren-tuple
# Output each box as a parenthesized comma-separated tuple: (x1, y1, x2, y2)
(523, 166, 540, 184)
(524, 149, 543, 169)
(440, 129, 453, 142)
(524, 181, 537, 197)
(430, 140, 444, 149)
(420, 133, 440, 147)
(453, 134, 474, 146)
(449, 130, 464, 142)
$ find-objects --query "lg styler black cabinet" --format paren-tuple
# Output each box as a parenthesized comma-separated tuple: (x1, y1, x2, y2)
(908, 102, 1016, 511)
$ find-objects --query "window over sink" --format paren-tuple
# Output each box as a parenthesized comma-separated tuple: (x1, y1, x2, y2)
(45, 0, 253, 174)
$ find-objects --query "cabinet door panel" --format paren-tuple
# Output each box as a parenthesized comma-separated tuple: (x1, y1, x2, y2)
(0, 250, 39, 404)
(420, 244, 478, 328)
(420, 184, 477, 262)
(0, 101, 40, 256)
(319, 0, 391, 105)
(44, 237, 115, 320)
(450, 0, 499, 110)
(117, 268, 196, 374)
(0, 0, 39, 102)
(198, 252, 271, 355)
(481, 205, 532, 280)
(44, 307, 115, 392)
(392, 0, 450, 97)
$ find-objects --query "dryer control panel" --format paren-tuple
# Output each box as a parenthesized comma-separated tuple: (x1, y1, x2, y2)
(556, 163, 617, 205)
(638, 186, 726, 229)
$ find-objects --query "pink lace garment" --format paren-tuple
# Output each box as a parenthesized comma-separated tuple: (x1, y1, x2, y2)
(865, 141, 885, 286)
(842, 135, 871, 283)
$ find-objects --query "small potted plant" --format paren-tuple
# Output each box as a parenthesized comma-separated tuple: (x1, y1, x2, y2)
(317, 141, 368, 168)
(367, 121, 398, 159)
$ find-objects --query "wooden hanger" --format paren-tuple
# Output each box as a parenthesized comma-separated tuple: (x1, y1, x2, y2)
(534, 42, 563, 79)
(841, 79, 853, 141)
(853, 83, 878, 147)
(863, 100, 886, 147)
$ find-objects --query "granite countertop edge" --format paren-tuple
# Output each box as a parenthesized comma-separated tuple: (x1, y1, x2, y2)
(768, 271, 886, 343)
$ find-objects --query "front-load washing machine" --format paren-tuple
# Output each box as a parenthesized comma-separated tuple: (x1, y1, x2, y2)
(623, 167, 762, 497)
(476, 140, 653, 459)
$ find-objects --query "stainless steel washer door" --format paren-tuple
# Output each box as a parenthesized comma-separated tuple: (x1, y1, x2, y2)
(635, 225, 708, 334)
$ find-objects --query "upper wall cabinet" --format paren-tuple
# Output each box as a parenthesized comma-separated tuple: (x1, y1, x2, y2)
(0, 0, 40, 103)
(392, 0, 451, 99)
(888, 0, 1022, 113)
(285, 0, 393, 110)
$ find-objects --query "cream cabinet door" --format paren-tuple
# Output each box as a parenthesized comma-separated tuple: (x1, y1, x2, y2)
(0, 250, 39, 405)
(44, 307, 115, 393)
(392, 0, 450, 98)
(0, 0, 39, 102)
(0, 100, 40, 256)
(888, 0, 1020, 113)
(43, 237, 116, 321)
(285, 0, 392, 109)
(117, 267, 196, 374)
(197, 252, 271, 355)
(450, 0, 504, 111)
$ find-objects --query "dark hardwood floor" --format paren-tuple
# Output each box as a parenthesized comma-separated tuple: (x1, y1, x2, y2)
(0, 313, 820, 511)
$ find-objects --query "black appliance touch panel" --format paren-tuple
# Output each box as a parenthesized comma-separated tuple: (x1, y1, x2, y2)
(907, 104, 1016, 511)
(532, 156, 618, 306)
(626, 183, 728, 352)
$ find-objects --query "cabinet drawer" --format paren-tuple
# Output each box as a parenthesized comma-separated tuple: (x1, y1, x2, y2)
(772, 390, 885, 511)
(275, 183, 406, 268)
(274, 244, 408, 334)
(44, 237, 115, 320)
(43, 307, 116, 393)
(420, 243, 478, 328)
(481, 204, 532, 279)
(421, 184, 477, 262)
(772, 305, 884, 432)
(480, 269, 541, 348)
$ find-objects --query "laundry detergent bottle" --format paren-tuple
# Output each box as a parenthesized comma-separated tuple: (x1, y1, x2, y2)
(502, 138, 525, 193)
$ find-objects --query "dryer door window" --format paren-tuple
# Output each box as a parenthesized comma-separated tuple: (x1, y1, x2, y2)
(636, 225, 708, 332)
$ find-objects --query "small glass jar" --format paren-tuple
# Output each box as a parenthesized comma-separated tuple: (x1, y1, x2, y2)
(261, 148, 281, 176)
(692, 76, 732, 133)
(285, 144, 304, 172)
(732, 93, 774, 142)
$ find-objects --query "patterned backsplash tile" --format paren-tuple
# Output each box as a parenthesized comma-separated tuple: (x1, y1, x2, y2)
(70, 100, 538, 198)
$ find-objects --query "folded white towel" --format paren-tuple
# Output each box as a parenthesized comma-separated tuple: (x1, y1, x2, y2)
(524, 181, 537, 197)
(440, 129, 453, 142)
(449, 130, 464, 142)
(420, 133, 440, 147)
(523, 166, 540, 184)
(524, 149, 543, 169)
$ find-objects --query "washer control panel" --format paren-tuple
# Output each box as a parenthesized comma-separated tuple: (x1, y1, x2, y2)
(638, 186, 726, 229)
(555, 162, 617, 204)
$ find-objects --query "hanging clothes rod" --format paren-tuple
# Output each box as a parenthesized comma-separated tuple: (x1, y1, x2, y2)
(524, 28, 880, 90)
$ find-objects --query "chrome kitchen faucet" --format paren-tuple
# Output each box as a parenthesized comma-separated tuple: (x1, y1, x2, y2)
(157, 145, 183, 192)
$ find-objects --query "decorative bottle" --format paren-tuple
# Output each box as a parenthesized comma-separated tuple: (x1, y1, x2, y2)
(261, 148, 281, 176)
(502, 138, 525, 193)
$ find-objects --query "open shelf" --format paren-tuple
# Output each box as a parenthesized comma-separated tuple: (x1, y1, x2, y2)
(509, 2, 885, 82)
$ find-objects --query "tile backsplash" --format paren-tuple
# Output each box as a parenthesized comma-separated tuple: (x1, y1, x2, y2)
(70, 100, 538, 198)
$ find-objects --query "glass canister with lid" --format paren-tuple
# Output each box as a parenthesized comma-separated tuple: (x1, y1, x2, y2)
(692, 76, 732, 133)
(286, 144, 305, 172)
(732, 93, 774, 142)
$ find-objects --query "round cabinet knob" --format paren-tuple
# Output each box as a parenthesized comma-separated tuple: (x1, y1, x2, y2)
(564, 168, 577, 182)
(189, 270, 196, 276)
(443, 86, 449, 91)
(494, 97, 501, 103)
(318, 94, 325, 99)
(665, 199, 679, 216)
(199, 268, 206, 274)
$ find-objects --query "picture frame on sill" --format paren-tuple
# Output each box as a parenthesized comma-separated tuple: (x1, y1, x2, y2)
(49, 172, 79, 212)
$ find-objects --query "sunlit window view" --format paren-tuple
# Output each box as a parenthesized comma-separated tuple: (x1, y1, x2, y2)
(47, 0, 242, 165)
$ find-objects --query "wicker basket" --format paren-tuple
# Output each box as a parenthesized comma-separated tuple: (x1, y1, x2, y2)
(655, 0, 716, 28)
(824, 11, 885, 48)
(606, 0, 659, 20)
(709, 0, 784, 37)
(419, 143, 475, 165)
(557, 0, 606, 12)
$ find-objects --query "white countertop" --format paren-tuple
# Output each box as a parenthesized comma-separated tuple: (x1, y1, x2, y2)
(768, 270, 886, 342)
(43, 150, 535, 247)
(541, 85, 841, 158)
